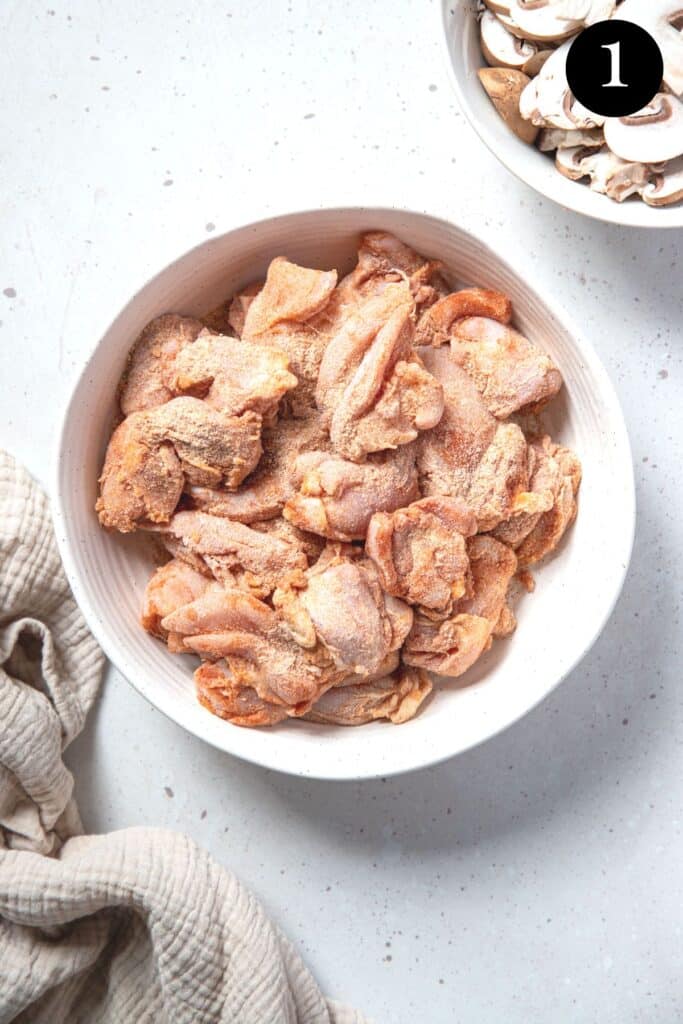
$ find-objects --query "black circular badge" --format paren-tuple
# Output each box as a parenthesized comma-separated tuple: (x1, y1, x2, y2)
(566, 20, 664, 118)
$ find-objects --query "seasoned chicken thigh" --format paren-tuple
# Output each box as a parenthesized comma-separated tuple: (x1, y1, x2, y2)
(316, 283, 443, 461)
(416, 348, 541, 532)
(450, 317, 563, 418)
(96, 413, 185, 532)
(194, 660, 288, 727)
(141, 558, 213, 650)
(244, 258, 337, 338)
(514, 439, 581, 566)
(148, 399, 262, 489)
(119, 313, 207, 415)
(366, 496, 477, 612)
(187, 415, 328, 524)
(304, 664, 432, 726)
(457, 536, 518, 625)
(171, 332, 297, 420)
(334, 231, 450, 316)
(404, 535, 517, 678)
(97, 397, 264, 533)
(162, 586, 349, 710)
(242, 257, 338, 414)
(274, 545, 413, 676)
(284, 445, 419, 541)
(491, 435, 581, 568)
(157, 509, 308, 598)
(492, 435, 561, 549)
(415, 288, 512, 348)
(97, 398, 263, 532)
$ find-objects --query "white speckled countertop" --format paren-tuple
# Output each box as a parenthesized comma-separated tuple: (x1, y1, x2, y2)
(2, 2, 682, 1021)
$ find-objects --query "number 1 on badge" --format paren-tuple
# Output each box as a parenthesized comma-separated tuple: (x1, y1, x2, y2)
(602, 41, 627, 88)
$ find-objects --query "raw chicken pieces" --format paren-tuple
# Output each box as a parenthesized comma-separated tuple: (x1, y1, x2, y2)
(415, 287, 512, 348)
(241, 257, 339, 415)
(273, 545, 413, 675)
(163, 586, 347, 710)
(495, 436, 581, 567)
(187, 415, 328, 524)
(142, 558, 214, 651)
(98, 231, 581, 729)
(403, 535, 518, 678)
(96, 399, 263, 532)
(304, 665, 433, 726)
(416, 348, 539, 531)
(336, 231, 450, 316)
(171, 332, 297, 420)
(450, 317, 562, 418)
(158, 509, 308, 598)
(316, 283, 444, 460)
(120, 314, 207, 415)
(284, 445, 420, 541)
(194, 661, 290, 728)
(366, 496, 477, 612)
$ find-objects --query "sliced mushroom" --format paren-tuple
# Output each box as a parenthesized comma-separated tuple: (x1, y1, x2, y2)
(480, 9, 538, 69)
(478, 67, 540, 144)
(476, 0, 680, 207)
(538, 126, 605, 152)
(642, 157, 683, 205)
(522, 48, 555, 76)
(556, 145, 653, 201)
(555, 144, 601, 180)
(581, 0, 618, 25)
(599, 159, 653, 202)
(482, 0, 513, 14)
(604, 94, 683, 164)
(493, 11, 528, 39)
(519, 42, 606, 130)
(506, 1, 583, 43)
(616, 0, 683, 98)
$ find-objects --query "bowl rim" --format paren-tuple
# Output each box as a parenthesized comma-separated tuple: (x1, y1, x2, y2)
(51, 205, 636, 779)
(439, 1, 683, 230)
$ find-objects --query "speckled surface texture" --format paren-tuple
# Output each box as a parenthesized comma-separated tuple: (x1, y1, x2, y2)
(1, 2, 682, 1021)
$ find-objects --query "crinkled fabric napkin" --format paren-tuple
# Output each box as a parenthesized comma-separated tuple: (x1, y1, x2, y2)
(0, 450, 366, 1024)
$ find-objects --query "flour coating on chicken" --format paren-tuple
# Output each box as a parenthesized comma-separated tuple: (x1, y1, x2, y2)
(97, 231, 581, 728)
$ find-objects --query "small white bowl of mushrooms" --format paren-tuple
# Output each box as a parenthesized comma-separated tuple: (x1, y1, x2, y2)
(442, 1, 683, 226)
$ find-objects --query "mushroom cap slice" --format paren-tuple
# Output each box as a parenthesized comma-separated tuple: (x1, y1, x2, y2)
(599, 159, 652, 202)
(494, 11, 529, 38)
(482, 0, 513, 14)
(538, 127, 605, 152)
(604, 94, 683, 165)
(519, 41, 605, 130)
(478, 67, 540, 144)
(642, 157, 683, 206)
(555, 144, 600, 181)
(507, 0, 583, 42)
(480, 9, 537, 69)
(556, 145, 652, 201)
(581, 0, 618, 24)
(616, 0, 683, 98)
(522, 48, 555, 77)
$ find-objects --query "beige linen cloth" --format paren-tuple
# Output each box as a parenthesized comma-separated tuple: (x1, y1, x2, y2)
(0, 450, 365, 1024)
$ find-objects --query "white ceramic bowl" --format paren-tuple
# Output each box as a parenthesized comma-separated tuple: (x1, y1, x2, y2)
(53, 207, 635, 780)
(442, 2, 683, 229)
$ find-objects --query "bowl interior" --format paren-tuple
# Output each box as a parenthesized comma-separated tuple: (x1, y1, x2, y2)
(441, 2, 683, 229)
(54, 208, 634, 779)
